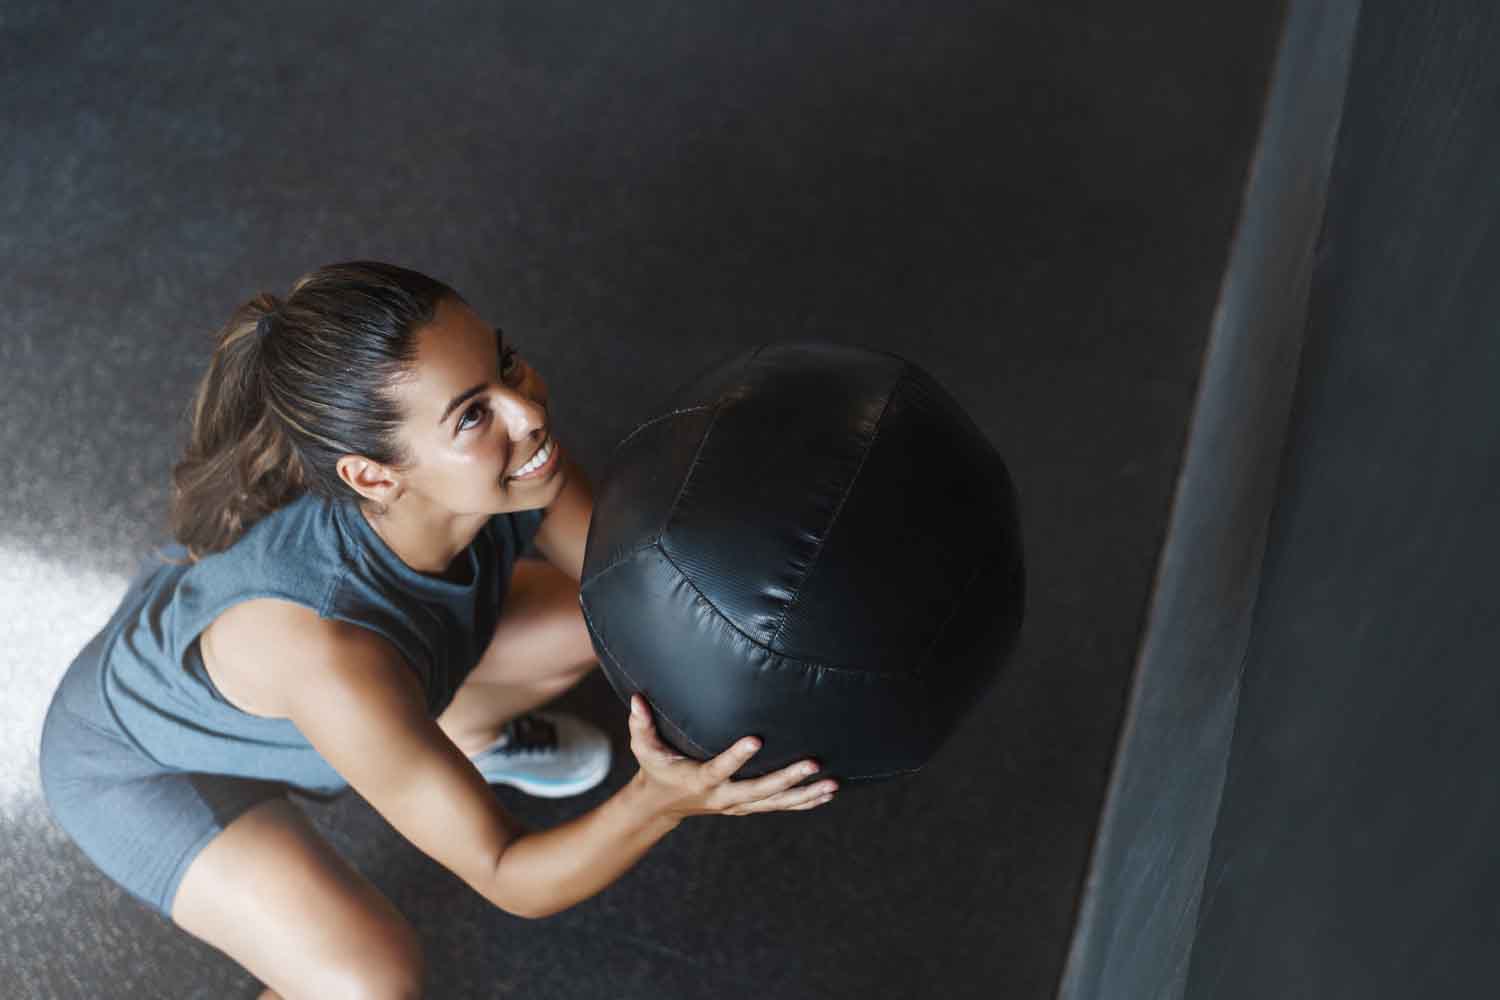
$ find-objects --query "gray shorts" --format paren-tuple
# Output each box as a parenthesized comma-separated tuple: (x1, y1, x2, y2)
(37, 556, 318, 922)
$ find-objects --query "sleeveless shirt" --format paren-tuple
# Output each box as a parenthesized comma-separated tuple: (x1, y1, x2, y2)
(93, 491, 546, 793)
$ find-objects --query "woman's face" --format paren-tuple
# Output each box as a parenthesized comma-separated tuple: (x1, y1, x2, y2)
(388, 297, 565, 516)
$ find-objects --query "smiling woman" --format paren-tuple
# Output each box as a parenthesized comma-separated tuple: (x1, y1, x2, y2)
(159, 276, 570, 579)
(338, 296, 569, 578)
(34, 261, 636, 999)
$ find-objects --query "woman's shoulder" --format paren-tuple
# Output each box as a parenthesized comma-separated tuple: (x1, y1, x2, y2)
(190, 491, 351, 591)
(200, 595, 406, 718)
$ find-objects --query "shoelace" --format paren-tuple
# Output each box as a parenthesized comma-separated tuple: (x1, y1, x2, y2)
(495, 714, 559, 756)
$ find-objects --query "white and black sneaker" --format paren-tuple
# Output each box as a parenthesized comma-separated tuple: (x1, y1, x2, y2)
(466, 711, 613, 798)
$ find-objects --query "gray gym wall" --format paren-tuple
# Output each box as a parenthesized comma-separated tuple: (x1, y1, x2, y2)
(1065, 0, 1500, 997)
(1058, 1, 1360, 996)
(1187, 0, 1500, 995)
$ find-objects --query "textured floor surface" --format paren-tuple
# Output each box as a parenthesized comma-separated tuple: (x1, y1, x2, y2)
(1, 2, 1283, 997)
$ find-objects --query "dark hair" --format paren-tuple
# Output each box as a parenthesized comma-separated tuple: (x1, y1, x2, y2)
(164, 260, 464, 563)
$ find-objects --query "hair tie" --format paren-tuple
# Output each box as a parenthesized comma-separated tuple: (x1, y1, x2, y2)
(256, 312, 275, 340)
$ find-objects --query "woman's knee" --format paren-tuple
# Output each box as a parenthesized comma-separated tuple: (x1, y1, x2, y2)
(320, 926, 426, 1000)
(252, 916, 424, 1000)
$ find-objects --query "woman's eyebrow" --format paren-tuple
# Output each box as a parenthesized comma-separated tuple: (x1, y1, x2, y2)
(439, 383, 488, 425)
(439, 326, 509, 425)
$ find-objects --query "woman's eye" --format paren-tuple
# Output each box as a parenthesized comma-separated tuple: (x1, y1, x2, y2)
(458, 401, 488, 432)
(457, 346, 522, 432)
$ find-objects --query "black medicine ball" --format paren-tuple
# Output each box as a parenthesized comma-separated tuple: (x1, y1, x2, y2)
(578, 341, 1025, 788)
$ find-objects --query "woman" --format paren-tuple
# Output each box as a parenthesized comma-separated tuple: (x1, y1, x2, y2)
(38, 261, 838, 999)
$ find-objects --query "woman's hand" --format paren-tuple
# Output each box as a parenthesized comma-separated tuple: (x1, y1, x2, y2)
(627, 693, 838, 820)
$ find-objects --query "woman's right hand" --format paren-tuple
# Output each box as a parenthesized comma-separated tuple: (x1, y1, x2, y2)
(626, 693, 838, 820)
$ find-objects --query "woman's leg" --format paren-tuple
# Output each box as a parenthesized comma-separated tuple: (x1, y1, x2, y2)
(41, 671, 423, 999)
(435, 556, 600, 756)
(172, 796, 426, 1000)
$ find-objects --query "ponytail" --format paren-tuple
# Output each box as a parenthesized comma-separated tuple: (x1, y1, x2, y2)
(164, 293, 308, 563)
(162, 260, 460, 564)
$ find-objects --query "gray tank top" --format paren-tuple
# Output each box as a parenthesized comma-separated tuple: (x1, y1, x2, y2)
(96, 491, 546, 793)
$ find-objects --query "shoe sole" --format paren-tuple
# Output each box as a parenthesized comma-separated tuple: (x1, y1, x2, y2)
(491, 747, 613, 798)
(474, 712, 615, 798)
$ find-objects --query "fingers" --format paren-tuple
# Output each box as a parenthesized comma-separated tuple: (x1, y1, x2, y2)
(715, 758, 837, 814)
(742, 758, 822, 798)
(725, 781, 837, 816)
(629, 694, 838, 814)
(786, 790, 835, 811)
(706, 734, 765, 783)
(631, 694, 762, 776)
(628, 694, 680, 759)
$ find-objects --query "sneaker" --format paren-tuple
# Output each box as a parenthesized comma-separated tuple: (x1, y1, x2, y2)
(466, 711, 613, 798)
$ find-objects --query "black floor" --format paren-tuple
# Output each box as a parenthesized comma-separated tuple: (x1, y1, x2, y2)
(3, 2, 1284, 997)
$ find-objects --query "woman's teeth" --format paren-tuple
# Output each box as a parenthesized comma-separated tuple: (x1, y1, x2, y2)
(513, 439, 553, 478)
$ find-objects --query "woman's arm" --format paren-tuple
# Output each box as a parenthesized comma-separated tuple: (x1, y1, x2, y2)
(276, 612, 677, 919)
(491, 772, 679, 919)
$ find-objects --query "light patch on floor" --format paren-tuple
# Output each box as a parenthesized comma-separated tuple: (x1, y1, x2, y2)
(0, 541, 126, 819)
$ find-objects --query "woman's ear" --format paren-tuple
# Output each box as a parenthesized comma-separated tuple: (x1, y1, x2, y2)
(336, 455, 402, 504)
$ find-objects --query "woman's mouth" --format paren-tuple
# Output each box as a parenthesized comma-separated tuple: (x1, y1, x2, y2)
(507, 437, 559, 482)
